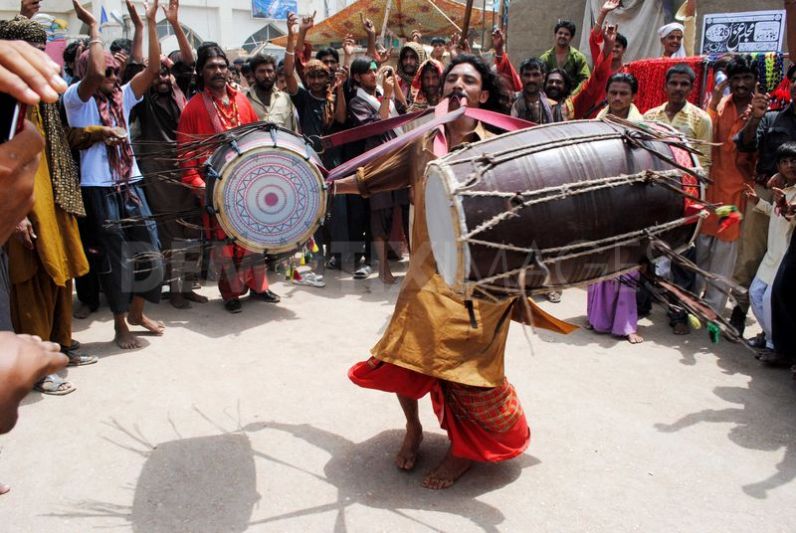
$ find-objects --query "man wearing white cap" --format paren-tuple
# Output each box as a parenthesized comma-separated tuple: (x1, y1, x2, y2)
(659, 0, 697, 58)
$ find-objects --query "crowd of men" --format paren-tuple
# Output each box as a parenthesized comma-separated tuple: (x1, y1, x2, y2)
(0, 0, 795, 490)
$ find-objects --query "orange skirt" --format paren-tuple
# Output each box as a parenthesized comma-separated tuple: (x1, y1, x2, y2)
(349, 357, 530, 463)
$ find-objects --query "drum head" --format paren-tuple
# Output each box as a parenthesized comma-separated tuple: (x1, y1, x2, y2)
(213, 146, 326, 254)
(425, 163, 470, 290)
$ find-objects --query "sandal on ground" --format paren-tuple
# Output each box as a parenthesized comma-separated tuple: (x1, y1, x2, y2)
(224, 298, 242, 313)
(546, 291, 561, 303)
(354, 265, 372, 280)
(746, 332, 767, 349)
(63, 347, 98, 367)
(60, 340, 81, 351)
(757, 350, 793, 368)
(34, 375, 76, 396)
(293, 271, 326, 288)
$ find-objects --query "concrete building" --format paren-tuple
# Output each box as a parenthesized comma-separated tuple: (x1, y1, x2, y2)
(508, 0, 786, 62)
(0, 0, 350, 52)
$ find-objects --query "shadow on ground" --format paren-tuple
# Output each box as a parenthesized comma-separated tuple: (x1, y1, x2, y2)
(47, 415, 538, 532)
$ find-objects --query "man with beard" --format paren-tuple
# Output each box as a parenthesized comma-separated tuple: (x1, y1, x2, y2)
(407, 58, 444, 112)
(396, 41, 428, 104)
(644, 65, 712, 335)
(64, 0, 165, 349)
(177, 43, 280, 313)
(694, 55, 758, 316)
(511, 58, 562, 124)
(245, 53, 296, 130)
(544, 68, 572, 103)
(131, 0, 206, 310)
(539, 20, 590, 93)
(335, 54, 575, 489)
(596, 72, 642, 121)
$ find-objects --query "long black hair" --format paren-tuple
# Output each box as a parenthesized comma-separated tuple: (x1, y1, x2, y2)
(195, 42, 228, 91)
(441, 54, 500, 112)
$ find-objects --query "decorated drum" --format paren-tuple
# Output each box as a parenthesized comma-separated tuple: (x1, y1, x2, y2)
(425, 119, 704, 299)
(205, 126, 327, 254)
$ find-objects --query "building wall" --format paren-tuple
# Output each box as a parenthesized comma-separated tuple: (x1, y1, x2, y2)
(508, 0, 786, 61)
(0, 0, 348, 50)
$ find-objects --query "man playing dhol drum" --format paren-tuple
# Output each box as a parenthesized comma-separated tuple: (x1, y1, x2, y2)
(334, 55, 575, 489)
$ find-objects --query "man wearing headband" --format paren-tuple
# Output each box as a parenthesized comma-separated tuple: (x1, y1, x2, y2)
(658, 0, 697, 58)
(177, 42, 281, 314)
(63, 0, 165, 350)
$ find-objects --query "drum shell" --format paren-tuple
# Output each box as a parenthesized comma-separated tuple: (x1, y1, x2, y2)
(205, 126, 326, 255)
(428, 120, 701, 296)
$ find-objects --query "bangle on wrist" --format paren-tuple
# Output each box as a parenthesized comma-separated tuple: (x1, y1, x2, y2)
(285, 50, 295, 56)
(88, 38, 103, 46)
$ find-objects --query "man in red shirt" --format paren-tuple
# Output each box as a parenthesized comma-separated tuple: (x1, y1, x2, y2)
(177, 43, 280, 313)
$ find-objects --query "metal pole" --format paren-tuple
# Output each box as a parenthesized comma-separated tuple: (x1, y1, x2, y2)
(379, 0, 392, 47)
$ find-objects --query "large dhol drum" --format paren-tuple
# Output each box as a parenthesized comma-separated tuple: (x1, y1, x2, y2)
(425, 119, 704, 300)
(205, 125, 327, 254)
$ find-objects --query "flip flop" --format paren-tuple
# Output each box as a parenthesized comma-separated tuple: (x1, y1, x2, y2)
(62, 347, 98, 366)
(34, 375, 76, 396)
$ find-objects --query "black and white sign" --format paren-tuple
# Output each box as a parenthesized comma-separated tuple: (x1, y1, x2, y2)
(701, 10, 785, 54)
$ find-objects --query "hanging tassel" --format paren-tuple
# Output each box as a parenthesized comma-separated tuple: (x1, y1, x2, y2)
(310, 238, 320, 254)
(715, 205, 743, 233)
(292, 269, 303, 282)
(707, 321, 721, 344)
(687, 313, 702, 330)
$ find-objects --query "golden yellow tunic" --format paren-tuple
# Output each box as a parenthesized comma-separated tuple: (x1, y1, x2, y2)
(6, 107, 88, 338)
(355, 124, 575, 387)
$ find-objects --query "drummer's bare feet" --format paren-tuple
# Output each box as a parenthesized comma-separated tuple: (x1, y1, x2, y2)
(395, 421, 423, 471)
(627, 332, 644, 344)
(127, 297, 165, 336)
(422, 448, 473, 489)
(114, 317, 141, 350)
(169, 292, 191, 309)
(380, 269, 397, 284)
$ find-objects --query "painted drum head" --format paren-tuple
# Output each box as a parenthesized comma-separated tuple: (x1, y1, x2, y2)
(213, 145, 326, 254)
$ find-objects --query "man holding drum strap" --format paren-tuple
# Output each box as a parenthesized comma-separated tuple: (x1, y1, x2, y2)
(335, 55, 576, 489)
(177, 43, 280, 313)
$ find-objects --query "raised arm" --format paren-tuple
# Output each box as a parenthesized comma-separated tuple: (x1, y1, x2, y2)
(129, 0, 160, 99)
(74, 0, 104, 101)
(19, 0, 40, 18)
(590, 0, 620, 60)
(333, 68, 348, 124)
(676, 0, 697, 57)
(492, 28, 521, 91)
(125, 0, 144, 63)
(283, 12, 300, 96)
(739, 85, 771, 147)
(362, 15, 377, 60)
(163, 0, 193, 65)
(295, 11, 315, 66)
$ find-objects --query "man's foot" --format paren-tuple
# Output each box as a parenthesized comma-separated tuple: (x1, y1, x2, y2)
(395, 422, 423, 471)
(169, 292, 191, 309)
(72, 303, 95, 319)
(115, 329, 142, 349)
(746, 332, 767, 349)
(757, 350, 793, 368)
(251, 289, 281, 303)
(34, 374, 76, 395)
(353, 265, 372, 280)
(127, 314, 165, 335)
(627, 332, 644, 344)
(422, 449, 473, 490)
(672, 322, 690, 335)
(545, 290, 561, 303)
(183, 290, 208, 303)
(380, 270, 397, 284)
(224, 298, 243, 313)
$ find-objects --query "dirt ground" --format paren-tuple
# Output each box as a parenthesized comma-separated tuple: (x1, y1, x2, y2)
(2, 262, 795, 532)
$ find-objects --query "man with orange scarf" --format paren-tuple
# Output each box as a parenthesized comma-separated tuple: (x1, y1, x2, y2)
(63, 0, 165, 350)
(177, 43, 280, 314)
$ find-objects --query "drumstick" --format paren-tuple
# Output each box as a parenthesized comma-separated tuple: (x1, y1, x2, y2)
(460, 0, 474, 47)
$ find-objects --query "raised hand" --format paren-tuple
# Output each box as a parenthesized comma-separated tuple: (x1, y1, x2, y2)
(125, 0, 143, 27)
(162, 0, 179, 25)
(286, 12, 298, 35)
(333, 67, 348, 91)
(0, 41, 65, 105)
(411, 29, 422, 43)
(342, 34, 355, 57)
(72, 0, 96, 26)
(748, 83, 771, 120)
(300, 11, 316, 32)
(361, 13, 376, 35)
(744, 183, 759, 205)
(603, 23, 618, 47)
(601, 0, 621, 13)
(376, 46, 393, 65)
(382, 71, 395, 96)
(491, 27, 505, 53)
(144, 0, 158, 22)
(20, 0, 41, 19)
